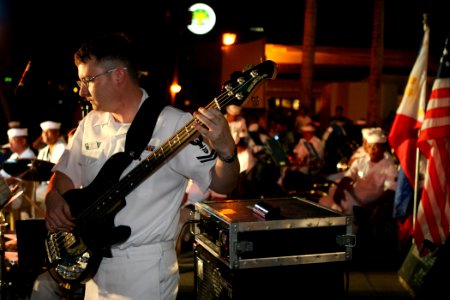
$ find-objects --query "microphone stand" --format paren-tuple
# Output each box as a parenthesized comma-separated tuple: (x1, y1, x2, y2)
(14, 60, 31, 97)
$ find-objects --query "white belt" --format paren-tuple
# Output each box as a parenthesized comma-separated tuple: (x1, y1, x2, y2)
(110, 241, 174, 258)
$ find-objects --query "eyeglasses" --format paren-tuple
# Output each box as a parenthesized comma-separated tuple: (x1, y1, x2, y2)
(76, 67, 127, 89)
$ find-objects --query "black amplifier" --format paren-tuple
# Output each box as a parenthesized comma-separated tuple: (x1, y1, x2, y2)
(194, 197, 355, 269)
(195, 243, 346, 299)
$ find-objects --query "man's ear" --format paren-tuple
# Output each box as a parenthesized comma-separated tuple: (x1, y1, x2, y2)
(114, 68, 128, 85)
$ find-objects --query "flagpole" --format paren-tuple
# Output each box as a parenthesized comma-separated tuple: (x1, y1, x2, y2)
(412, 110, 424, 237)
(412, 14, 429, 244)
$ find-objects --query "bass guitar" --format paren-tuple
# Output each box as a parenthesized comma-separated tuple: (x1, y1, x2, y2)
(45, 60, 278, 288)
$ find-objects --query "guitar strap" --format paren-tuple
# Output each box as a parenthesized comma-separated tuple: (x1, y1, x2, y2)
(125, 97, 164, 160)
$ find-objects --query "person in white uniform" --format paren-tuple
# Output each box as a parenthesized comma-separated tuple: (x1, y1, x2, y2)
(37, 32, 239, 300)
(319, 127, 397, 215)
(225, 104, 248, 145)
(0, 128, 36, 221)
(292, 123, 325, 175)
(0, 128, 36, 180)
(35, 120, 67, 212)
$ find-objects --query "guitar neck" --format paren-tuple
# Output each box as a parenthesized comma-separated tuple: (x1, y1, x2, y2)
(119, 116, 201, 194)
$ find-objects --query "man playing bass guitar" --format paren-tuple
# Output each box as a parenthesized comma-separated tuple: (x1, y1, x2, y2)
(35, 32, 242, 300)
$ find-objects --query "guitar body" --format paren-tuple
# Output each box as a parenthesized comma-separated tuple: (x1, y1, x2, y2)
(46, 151, 133, 286)
(45, 60, 278, 287)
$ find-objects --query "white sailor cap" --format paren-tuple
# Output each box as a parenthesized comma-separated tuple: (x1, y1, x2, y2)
(40, 121, 61, 131)
(226, 105, 241, 116)
(7, 128, 28, 139)
(365, 127, 387, 144)
(361, 128, 371, 139)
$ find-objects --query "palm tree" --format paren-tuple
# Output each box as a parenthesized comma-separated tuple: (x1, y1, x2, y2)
(300, 0, 317, 112)
(368, 0, 384, 125)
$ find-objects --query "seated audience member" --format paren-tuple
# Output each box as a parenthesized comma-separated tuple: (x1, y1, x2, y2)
(348, 127, 396, 167)
(292, 123, 324, 176)
(318, 127, 397, 215)
(225, 104, 248, 145)
(240, 123, 271, 173)
(294, 106, 312, 141)
(347, 128, 371, 166)
(224, 104, 252, 174)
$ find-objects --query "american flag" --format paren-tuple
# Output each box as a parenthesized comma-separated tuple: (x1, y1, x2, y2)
(414, 34, 450, 254)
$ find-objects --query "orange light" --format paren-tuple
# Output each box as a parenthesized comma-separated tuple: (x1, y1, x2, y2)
(222, 33, 237, 46)
(170, 83, 182, 94)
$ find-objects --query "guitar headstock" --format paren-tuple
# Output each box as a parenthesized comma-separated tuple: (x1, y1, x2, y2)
(217, 60, 277, 113)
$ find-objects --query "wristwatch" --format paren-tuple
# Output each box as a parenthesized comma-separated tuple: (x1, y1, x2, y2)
(217, 147, 238, 163)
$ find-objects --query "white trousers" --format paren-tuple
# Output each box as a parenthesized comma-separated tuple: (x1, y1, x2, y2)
(30, 271, 64, 300)
(85, 241, 178, 300)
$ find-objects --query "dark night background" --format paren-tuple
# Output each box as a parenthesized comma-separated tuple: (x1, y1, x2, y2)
(0, 0, 449, 142)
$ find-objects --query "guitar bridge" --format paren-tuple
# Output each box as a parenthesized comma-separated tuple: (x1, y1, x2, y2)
(46, 232, 93, 281)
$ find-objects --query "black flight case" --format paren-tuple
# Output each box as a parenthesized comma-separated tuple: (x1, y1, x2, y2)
(193, 197, 356, 299)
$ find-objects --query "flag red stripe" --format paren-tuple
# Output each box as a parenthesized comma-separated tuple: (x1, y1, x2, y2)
(420, 178, 442, 244)
(429, 84, 450, 99)
(427, 142, 449, 241)
(436, 140, 450, 233)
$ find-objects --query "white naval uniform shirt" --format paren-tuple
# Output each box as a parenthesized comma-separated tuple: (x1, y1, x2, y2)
(35, 140, 67, 204)
(37, 140, 67, 163)
(340, 155, 398, 214)
(53, 91, 216, 249)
